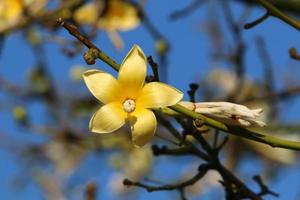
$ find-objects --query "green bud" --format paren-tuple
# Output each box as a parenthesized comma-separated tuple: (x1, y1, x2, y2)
(12, 106, 28, 125)
(26, 28, 42, 46)
(28, 68, 50, 94)
(155, 39, 169, 56)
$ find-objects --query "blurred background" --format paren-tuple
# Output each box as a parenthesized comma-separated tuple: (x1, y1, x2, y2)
(1, 0, 300, 199)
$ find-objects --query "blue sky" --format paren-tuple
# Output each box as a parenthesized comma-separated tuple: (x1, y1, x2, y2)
(0, 1, 300, 199)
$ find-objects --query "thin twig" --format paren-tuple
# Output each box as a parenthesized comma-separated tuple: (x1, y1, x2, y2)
(151, 145, 204, 158)
(57, 18, 120, 71)
(85, 182, 97, 200)
(178, 188, 187, 200)
(244, 12, 270, 29)
(147, 56, 160, 81)
(123, 164, 210, 192)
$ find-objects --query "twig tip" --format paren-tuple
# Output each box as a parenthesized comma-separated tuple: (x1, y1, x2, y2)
(57, 18, 64, 26)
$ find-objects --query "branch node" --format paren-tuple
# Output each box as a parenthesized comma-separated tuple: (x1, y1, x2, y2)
(57, 17, 64, 26)
(193, 118, 204, 128)
(289, 47, 300, 61)
(84, 48, 99, 65)
(123, 179, 133, 186)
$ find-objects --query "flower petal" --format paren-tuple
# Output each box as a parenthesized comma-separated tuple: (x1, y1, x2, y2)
(118, 45, 147, 98)
(89, 102, 126, 133)
(0, 0, 23, 31)
(128, 109, 156, 147)
(138, 82, 183, 108)
(74, 3, 99, 25)
(83, 69, 120, 104)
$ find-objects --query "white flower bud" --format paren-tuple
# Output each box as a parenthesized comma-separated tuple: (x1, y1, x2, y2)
(179, 101, 266, 127)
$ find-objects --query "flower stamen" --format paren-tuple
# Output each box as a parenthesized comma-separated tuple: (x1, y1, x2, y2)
(123, 99, 136, 113)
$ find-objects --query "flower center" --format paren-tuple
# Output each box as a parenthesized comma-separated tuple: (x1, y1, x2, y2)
(123, 99, 136, 113)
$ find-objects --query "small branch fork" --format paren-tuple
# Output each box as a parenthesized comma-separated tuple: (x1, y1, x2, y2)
(244, 0, 300, 31)
(253, 175, 279, 198)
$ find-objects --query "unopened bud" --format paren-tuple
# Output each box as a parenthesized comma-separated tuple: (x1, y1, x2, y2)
(155, 39, 169, 56)
(12, 106, 28, 125)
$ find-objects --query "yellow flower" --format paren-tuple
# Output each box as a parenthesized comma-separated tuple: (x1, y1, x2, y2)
(74, 0, 140, 49)
(83, 45, 183, 147)
(0, 0, 47, 32)
(0, 0, 23, 31)
(97, 0, 140, 32)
